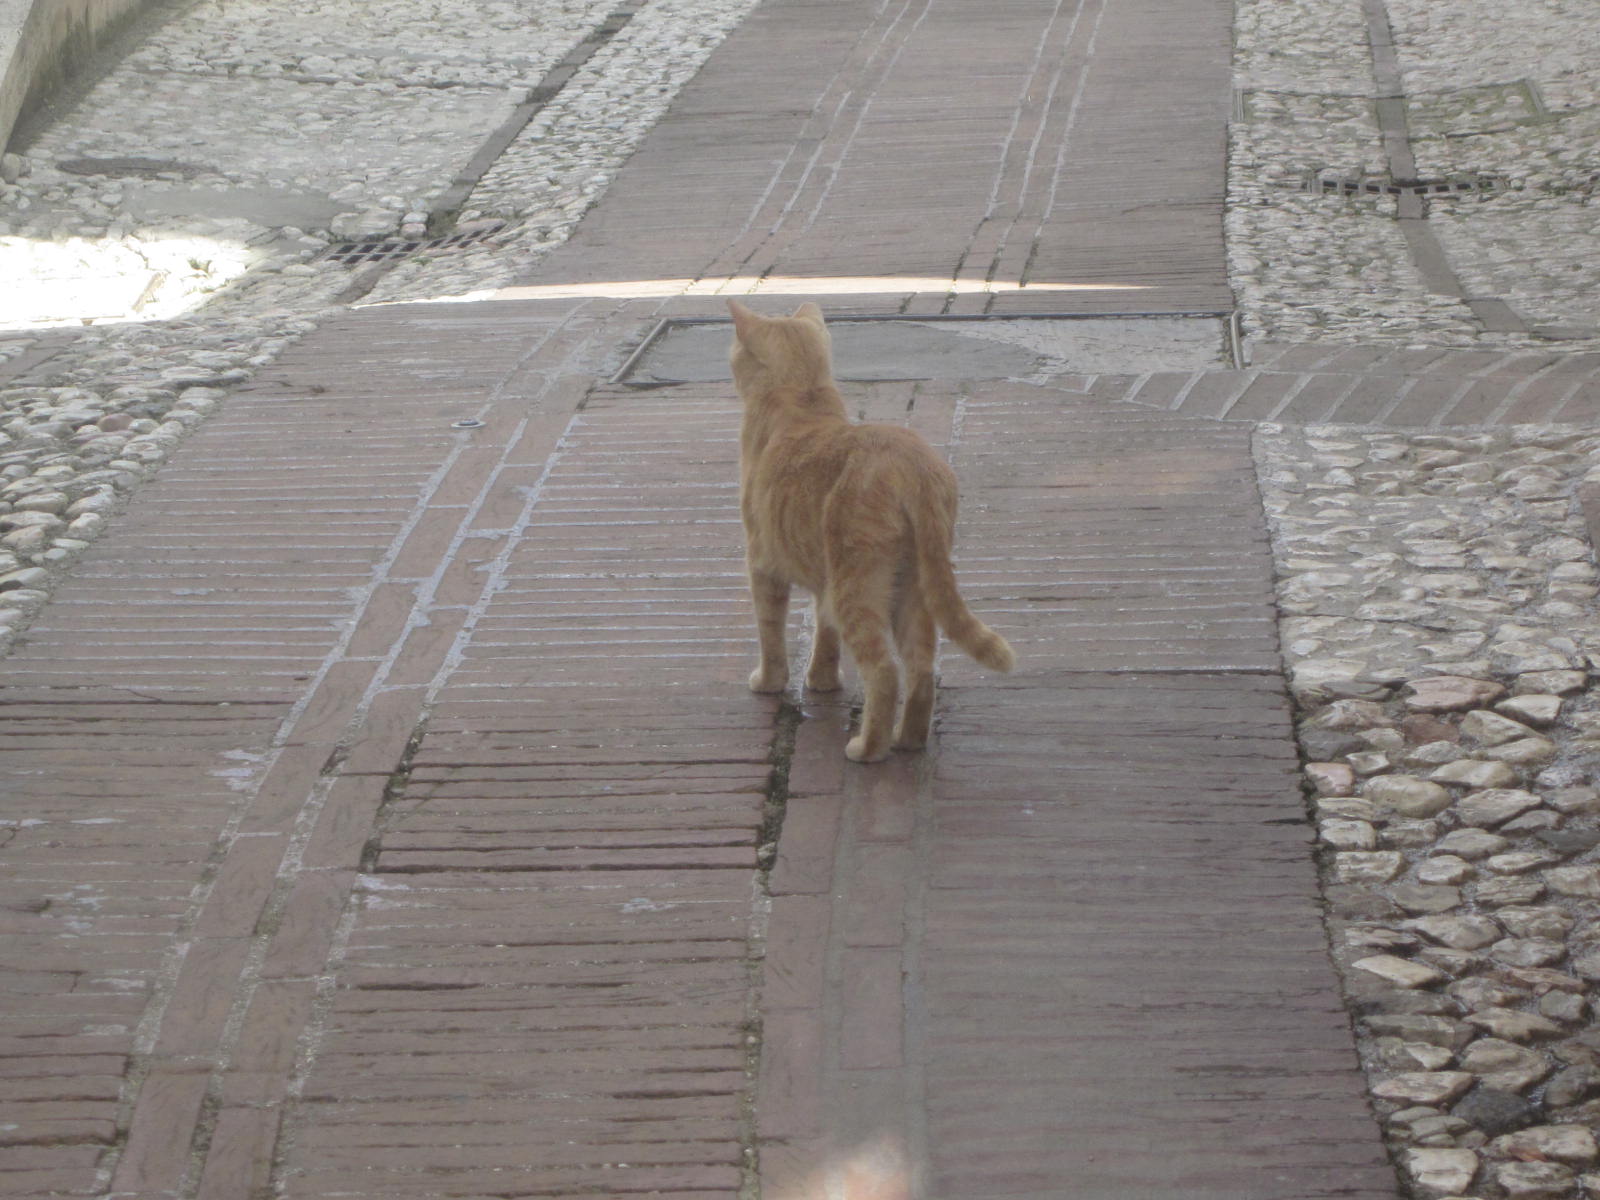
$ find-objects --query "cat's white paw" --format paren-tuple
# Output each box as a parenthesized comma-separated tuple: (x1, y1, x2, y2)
(845, 735, 889, 763)
(749, 667, 788, 694)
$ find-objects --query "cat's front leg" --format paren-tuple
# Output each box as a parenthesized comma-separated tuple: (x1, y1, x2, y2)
(748, 569, 791, 693)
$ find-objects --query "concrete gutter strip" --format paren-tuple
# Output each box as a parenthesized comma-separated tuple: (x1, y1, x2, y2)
(0, 0, 159, 155)
(0, 0, 28, 151)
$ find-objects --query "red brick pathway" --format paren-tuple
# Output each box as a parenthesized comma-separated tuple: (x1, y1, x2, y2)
(513, 0, 1234, 318)
(0, 301, 597, 1199)
(758, 387, 1396, 1199)
(0, 313, 1399, 1197)
(1125, 341, 1600, 425)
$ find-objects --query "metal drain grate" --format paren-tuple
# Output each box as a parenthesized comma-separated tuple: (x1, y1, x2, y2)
(1305, 172, 1503, 198)
(321, 222, 507, 266)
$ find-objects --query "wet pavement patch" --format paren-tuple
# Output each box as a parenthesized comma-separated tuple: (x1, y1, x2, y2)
(57, 156, 214, 179)
(617, 315, 1231, 384)
(124, 182, 342, 230)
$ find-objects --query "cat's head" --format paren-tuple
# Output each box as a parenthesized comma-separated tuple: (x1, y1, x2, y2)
(727, 300, 833, 397)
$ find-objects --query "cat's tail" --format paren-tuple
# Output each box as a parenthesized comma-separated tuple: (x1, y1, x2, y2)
(913, 511, 1016, 674)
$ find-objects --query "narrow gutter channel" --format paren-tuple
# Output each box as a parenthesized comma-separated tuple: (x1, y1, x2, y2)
(1358, 0, 1531, 340)
(331, 0, 649, 306)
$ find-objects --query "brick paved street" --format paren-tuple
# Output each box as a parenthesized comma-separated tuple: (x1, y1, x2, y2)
(6, 1, 1600, 1198)
(1, 305, 1403, 1196)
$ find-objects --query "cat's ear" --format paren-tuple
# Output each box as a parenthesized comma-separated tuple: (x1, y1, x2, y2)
(792, 302, 825, 326)
(727, 299, 762, 342)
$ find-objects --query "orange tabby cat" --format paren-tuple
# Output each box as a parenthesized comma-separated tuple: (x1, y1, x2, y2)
(728, 299, 1015, 762)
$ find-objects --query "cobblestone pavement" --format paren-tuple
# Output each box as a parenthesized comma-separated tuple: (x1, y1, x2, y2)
(1, 0, 1599, 1197)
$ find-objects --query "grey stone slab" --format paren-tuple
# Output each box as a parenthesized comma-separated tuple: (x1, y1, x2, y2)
(625, 316, 1228, 383)
(53, 73, 513, 212)
(125, 182, 340, 230)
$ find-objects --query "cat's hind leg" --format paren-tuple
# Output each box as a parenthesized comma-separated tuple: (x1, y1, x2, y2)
(748, 569, 791, 693)
(830, 584, 898, 763)
(804, 610, 843, 692)
(892, 598, 937, 751)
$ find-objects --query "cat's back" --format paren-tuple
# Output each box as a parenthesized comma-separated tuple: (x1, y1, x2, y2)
(836, 419, 957, 497)
(756, 417, 949, 498)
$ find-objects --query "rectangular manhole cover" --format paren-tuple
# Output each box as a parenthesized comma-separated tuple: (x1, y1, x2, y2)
(617, 314, 1232, 384)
